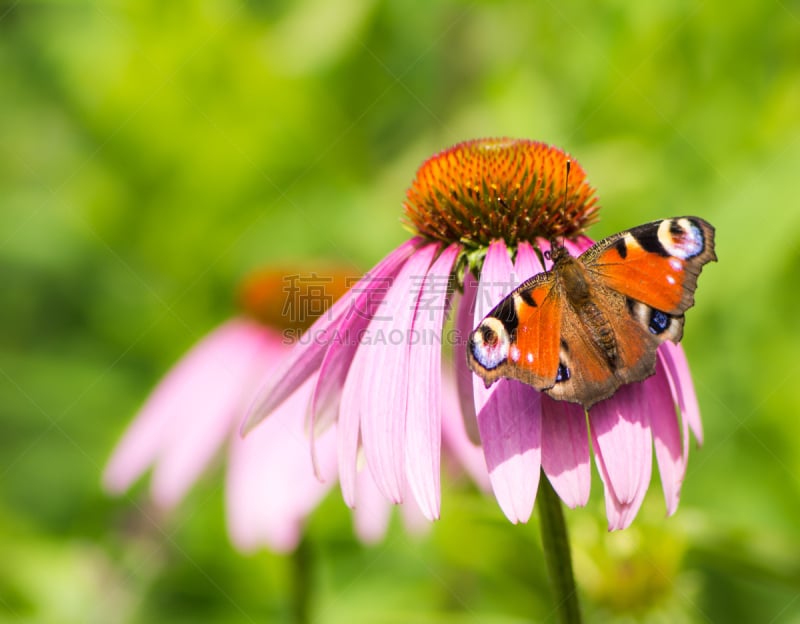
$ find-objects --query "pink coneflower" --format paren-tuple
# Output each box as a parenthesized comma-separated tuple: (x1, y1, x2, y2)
(244, 138, 704, 530)
(104, 268, 489, 552)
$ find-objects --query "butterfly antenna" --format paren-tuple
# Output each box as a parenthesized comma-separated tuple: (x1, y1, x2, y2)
(563, 159, 571, 215)
(547, 159, 570, 260)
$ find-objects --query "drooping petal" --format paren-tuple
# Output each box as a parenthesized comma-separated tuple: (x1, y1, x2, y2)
(473, 240, 542, 523)
(357, 243, 439, 503)
(453, 272, 480, 444)
(352, 466, 392, 544)
(660, 342, 704, 445)
(103, 320, 272, 507)
(225, 378, 338, 553)
(308, 243, 416, 475)
(477, 380, 543, 523)
(152, 322, 279, 507)
(337, 351, 366, 507)
(597, 440, 653, 531)
(399, 482, 433, 537)
(242, 238, 420, 434)
(440, 373, 491, 492)
(648, 356, 684, 516)
(659, 348, 692, 479)
(590, 382, 653, 530)
(540, 395, 591, 508)
(471, 239, 521, 414)
(405, 244, 459, 520)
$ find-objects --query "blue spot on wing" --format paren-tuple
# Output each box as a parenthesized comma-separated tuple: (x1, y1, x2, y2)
(649, 309, 670, 334)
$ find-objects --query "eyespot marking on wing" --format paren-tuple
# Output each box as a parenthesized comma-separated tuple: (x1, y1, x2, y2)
(555, 362, 570, 383)
(627, 297, 683, 340)
(469, 317, 510, 371)
(649, 309, 670, 334)
(657, 217, 706, 260)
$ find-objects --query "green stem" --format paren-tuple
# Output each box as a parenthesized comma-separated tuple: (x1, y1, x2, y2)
(537, 472, 582, 624)
(290, 536, 311, 624)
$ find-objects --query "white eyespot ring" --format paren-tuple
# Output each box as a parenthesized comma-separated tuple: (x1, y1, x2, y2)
(470, 317, 510, 370)
(658, 218, 704, 260)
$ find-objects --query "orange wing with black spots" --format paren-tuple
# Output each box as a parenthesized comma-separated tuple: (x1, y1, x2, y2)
(583, 217, 716, 315)
(466, 275, 562, 391)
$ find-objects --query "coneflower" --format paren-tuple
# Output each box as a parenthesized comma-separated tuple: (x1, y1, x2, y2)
(244, 138, 703, 532)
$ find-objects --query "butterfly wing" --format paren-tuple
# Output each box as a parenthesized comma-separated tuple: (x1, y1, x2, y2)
(467, 273, 562, 390)
(581, 216, 716, 315)
(543, 216, 716, 408)
(544, 282, 670, 407)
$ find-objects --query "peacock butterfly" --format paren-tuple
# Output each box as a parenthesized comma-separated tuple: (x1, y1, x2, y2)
(467, 216, 716, 408)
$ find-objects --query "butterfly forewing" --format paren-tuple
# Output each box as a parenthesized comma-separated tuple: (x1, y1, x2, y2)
(467, 276, 561, 390)
(582, 217, 716, 315)
(510, 280, 562, 387)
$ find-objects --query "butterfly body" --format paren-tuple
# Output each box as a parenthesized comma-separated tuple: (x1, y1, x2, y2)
(467, 217, 716, 409)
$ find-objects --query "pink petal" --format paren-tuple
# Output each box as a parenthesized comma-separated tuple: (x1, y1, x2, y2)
(473, 240, 542, 523)
(440, 373, 491, 492)
(225, 378, 337, 553)
(103, 319, 272, 507)
(400, 482, 432, 537)
(405, 244, 459, 520)
(540, 395, 591, 508)
(514, 240, 544, 279)
(242, 239, 420, 434)
(357, 243, 439, 503)
(453, 273, 481, 445)
(151, 322, 278, 508)
(308, 244, 416, 475)
(660, 342, 703, 445)
(471, 240, 522, 414)
(648, 356, 684, 516)
(517, 241, 591, 510)
(590, 382, 653, 530)
(352, 466, 392, 544)
(658, 345, 693, 495)
(477, 380, 543, 523)
(597, 443, 653, 531)
(337, 353, 366, 507)
(565, 235, 594, 256)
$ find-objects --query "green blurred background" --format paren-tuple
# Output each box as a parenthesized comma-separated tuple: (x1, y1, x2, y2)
(2, 0, 800, 622)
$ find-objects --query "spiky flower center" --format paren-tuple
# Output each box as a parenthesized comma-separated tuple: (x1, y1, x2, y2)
(403, 138, 599, 247)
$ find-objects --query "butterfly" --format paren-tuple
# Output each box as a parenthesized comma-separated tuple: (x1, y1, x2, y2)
(467, 216, 716, 408)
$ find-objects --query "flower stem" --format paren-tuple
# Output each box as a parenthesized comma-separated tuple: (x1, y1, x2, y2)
(290, 536, 311, 624)
(537, 473, 582, 624)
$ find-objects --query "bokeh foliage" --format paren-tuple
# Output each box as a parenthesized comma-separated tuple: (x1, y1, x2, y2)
(2, 0, 800, 622)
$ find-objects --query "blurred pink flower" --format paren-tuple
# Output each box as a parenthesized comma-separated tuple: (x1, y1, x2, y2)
(243, 139, 704, 530)
(104, 316, 488, 552)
